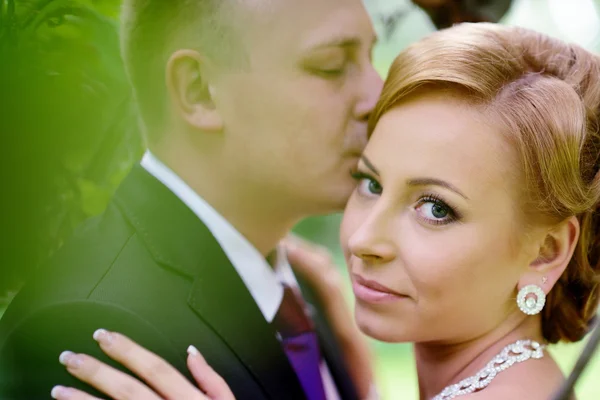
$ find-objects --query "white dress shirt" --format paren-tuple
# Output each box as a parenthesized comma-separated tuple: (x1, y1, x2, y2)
(141, 150, 340, 400)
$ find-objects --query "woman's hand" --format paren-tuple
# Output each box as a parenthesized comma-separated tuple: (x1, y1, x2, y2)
(283, 235, 344, 296)
(283, 234, 378, 400)
(51, 329, 235, 400)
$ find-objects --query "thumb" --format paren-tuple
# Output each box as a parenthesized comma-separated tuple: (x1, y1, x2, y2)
(285, 234, 332, 265)
(284, 236, 343, 292)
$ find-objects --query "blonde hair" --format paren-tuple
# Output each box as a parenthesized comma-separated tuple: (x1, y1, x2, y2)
(371, 23, 600, 343)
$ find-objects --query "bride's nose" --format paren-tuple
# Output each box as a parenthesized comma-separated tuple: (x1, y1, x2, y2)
(347, 215, 396, 265)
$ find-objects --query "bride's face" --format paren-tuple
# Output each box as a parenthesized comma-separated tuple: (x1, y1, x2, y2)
(340, 92, 536, 344)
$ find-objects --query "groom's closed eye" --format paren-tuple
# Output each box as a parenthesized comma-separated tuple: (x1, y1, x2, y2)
(304, 48, 349, 78)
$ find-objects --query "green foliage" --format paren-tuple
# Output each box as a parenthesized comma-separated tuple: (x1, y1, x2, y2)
(0, 0, 141, 297)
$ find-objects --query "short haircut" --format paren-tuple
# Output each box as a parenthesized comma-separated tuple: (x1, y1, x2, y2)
(120, 0, 241, 141)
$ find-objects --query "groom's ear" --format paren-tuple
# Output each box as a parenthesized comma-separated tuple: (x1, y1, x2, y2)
(166, 49, 224, 132)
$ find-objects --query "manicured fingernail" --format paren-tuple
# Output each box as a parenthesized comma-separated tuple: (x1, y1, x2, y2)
(93, 328, 113, 345)
(51, 385, 74, 399)
(187, 345, 199, 356)
(50, 385, 62, 399)
(50, 385, 61, 399)
(58, 351, 83, 368)
(51, 385, 68, 399)
(58, 351, 73, 366)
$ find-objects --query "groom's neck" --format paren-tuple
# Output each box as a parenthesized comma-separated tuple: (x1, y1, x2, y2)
(151, 144, 304, 256)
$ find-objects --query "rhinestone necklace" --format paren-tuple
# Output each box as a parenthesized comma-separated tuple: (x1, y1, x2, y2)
(431, 339, 546, 400)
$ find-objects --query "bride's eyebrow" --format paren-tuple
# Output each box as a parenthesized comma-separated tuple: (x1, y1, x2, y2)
(360, 155, 379, 175)
(407, 178, 469, 200)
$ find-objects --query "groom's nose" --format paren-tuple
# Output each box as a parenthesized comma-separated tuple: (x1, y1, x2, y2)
(355, 65, 384, 123)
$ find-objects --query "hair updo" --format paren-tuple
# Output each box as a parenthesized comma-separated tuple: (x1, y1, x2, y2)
(370, 23, 600, 343)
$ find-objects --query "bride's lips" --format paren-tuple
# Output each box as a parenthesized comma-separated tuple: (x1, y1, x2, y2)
(352, 273, 407, 304)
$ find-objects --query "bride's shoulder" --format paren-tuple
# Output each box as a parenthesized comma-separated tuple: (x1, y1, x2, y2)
(459, 385, 553, 400)
(460, 358, 566, 400)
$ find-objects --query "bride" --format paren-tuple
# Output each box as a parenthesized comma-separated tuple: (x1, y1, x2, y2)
(50, 23, 600, 400)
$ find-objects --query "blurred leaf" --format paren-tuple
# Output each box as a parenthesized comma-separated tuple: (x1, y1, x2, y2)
(77, 178, 113, 216)
(0, 0, 140, 296)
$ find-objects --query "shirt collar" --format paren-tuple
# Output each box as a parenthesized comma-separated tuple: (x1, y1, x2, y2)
(141, 150, 285, 322)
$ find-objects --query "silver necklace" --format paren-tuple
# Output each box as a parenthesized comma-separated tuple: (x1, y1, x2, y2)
(432, 339, 546, 400)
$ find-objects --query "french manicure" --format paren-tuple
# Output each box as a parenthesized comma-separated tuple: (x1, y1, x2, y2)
(58, 351, 83, 369)
(58, 351, 73, 366)
(51, 385, 71, 399)
(93, 328, 113, 345)
(187, 345, 199, 356)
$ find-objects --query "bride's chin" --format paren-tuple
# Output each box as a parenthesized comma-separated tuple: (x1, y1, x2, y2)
(354, 307, 411, 344)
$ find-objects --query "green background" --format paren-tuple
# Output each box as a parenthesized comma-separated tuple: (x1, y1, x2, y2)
(1, 0, 600, 398)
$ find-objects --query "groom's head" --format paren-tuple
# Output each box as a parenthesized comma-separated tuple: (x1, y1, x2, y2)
(121, 0, 382, 213)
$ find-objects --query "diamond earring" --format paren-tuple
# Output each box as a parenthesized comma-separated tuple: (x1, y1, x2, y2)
(517, 284, 546, 315)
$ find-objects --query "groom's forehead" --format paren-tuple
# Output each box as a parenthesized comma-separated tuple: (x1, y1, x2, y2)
(240, 0, 371, 28)
(240, 0, 375, 49)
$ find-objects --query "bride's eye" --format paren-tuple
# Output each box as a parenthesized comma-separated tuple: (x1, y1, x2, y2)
(415, 195, 458, 225)
(350, 171, 382, 196)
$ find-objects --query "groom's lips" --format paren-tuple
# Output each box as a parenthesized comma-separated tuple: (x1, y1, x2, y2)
(352, 273, 407, 304)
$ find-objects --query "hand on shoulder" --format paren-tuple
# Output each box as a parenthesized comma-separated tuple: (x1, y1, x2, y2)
(51, 330, 235, 400)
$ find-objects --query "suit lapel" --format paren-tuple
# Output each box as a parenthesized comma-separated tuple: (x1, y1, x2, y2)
(114, 165, 305, 400)
(188, 257, 306, 400)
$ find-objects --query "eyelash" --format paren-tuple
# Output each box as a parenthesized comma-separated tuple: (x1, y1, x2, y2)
(350, 171, 380, 194)
(350, 170, 373, 181)
(349, 171, 461, 226)
(415, 193, 461, 226)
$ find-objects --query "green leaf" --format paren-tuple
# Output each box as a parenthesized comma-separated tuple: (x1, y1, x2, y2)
(77, 178, 112, 217)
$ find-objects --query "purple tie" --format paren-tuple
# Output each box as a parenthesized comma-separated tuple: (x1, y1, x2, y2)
(272, 285, 327, 400)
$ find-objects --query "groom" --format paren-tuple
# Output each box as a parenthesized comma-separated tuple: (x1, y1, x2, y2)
(0, 0, 381, 399)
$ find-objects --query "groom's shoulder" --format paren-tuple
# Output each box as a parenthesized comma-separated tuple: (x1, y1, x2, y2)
(0, 199, 166, 332)
(26, 163, 181, 298)
(41, 199, 142, 291)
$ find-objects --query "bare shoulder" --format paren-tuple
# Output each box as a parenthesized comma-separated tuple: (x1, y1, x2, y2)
(458, 356, 566, 400)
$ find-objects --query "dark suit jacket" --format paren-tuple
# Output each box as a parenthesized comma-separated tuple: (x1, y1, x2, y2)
(0, 165, 359, 400)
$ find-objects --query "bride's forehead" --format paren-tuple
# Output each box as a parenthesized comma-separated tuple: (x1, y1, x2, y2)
(365, 101, 519, 193)
(368, 98, 508, 161)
